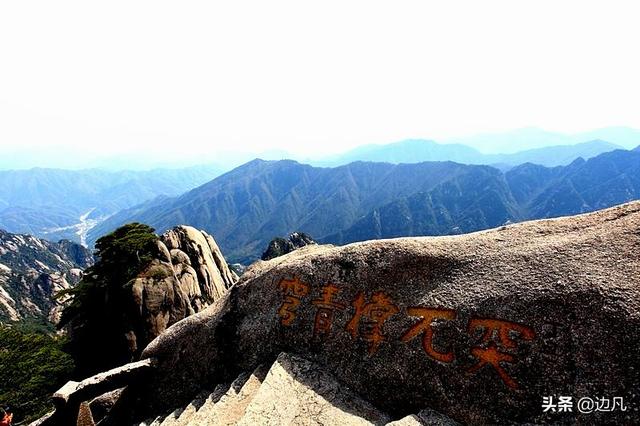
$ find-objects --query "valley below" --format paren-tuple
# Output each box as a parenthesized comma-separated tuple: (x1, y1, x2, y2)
(42, 208, 105, 247)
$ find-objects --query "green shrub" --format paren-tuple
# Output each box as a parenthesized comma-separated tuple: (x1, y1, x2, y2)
(0, 324, 74, 424)
(57, 223, 160, 377)
(147, 265, 170, 280)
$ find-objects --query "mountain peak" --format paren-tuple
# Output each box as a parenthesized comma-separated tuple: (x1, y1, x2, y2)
(261, 231, 317, 261)
(89, 148, 640, 264)
(0, 230, 93, 323)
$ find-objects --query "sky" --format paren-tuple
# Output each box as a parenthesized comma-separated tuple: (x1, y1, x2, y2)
(1, 1, 639, 167)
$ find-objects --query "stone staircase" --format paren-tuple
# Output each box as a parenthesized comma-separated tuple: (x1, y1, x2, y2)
(135, 353, 456, 426)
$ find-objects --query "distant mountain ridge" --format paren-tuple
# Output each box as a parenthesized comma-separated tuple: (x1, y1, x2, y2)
(316, 139, 622, 168)
(89, 149, 640, 264)
(443, 126, 640, 153)
(0, 137, 631, 247)
(328, 150, 640, 245)
(315, 140, 483, 166)
(0, 165, 223, 244)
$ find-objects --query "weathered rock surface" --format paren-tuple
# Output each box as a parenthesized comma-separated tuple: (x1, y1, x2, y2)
(386, 409, 459, 426)
(89, 388, 124, 424)
(76, 402, 95, 426)
(42, 359, 155, 425)
(197, 366, 264, 426)
(116, 352, 401, 425)
(0, 229, 92, 323)
(161, 226, 238, 300)
(124, 201, 640, 424)
(53, 359, 155, 407)
(125, 226, 238, 357)
(261, 231, 317, 261)
(238, 353, 390, 425)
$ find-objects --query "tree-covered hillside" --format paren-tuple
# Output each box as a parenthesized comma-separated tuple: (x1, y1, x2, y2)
(0, 324, 74, 424)
(89, 149, 640, 264)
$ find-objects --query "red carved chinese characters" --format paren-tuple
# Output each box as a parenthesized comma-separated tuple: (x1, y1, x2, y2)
(312, 284, 346, 337)
(277, 277, 310, 325)
(273, 277, 538, 391)
(346, 291, 399, 354)
(401, 307, 457, 363)
(467, 318, 535, 389)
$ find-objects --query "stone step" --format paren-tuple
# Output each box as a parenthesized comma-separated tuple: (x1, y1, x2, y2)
(137, 416, 159, 426)
(190, 365, 268, 426)
(386, 415, 423, 426)
(145, 416, 163, 426)
(385, 409, 459, 426)
(183, 382, 230, 426)
(238, 352, 391, 426)
(158, 407, 184, 426)
(163, 390, 209, 426)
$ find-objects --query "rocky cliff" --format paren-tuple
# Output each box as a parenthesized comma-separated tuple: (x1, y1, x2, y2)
(101, 225, 237, 360)
(130, 226, 238, 342)
(0, 229, 93, 324)
(57, 224, 238, 379)
(40, 202, 640, 425)
(260, 232, 317, 261)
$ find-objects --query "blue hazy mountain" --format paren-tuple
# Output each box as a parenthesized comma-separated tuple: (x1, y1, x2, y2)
(0, 145, 292, 172)
(575, 127, 640, 150)
(0, 165, 223, 244)
(444, 127, 579, 154)
(489, 140, 622, 168)
(2, 133, 635, 256)
(88, 149, 640, 264)
(315, 139, 484, 166)
(316, 138, 622, 168)
(329, 150, 640, 246)
(444, 126, 640, 154)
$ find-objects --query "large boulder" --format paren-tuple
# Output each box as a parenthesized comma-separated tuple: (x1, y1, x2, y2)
(125, 202, 638, 424)
(161, 226, 238, 300)
(125, 227, 238, 358)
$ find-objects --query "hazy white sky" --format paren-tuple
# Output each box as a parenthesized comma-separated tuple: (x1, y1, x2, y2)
(1, 0, 639, 162)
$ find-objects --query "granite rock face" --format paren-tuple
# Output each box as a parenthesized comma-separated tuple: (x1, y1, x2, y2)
(261, 232, 317, 261)
(238, 352, 390, 425)
(161, 226, 237, 301)
(0, 229, 92, 323)
(125, 202, 639, 424)
(125, 226, 237, 357)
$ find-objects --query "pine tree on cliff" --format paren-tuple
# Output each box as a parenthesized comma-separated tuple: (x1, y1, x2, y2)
(58, 223, 160, 378)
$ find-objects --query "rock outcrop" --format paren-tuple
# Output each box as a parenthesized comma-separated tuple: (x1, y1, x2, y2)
(125, 226, 237, 356)
(161, 226, 237, 302)
(0, 230, 92, 323)
(261, 232, 317, 261)
(44, 202, 640, 424)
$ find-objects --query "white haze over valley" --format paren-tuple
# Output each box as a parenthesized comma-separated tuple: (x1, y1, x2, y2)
(1, 1, 640, 170)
